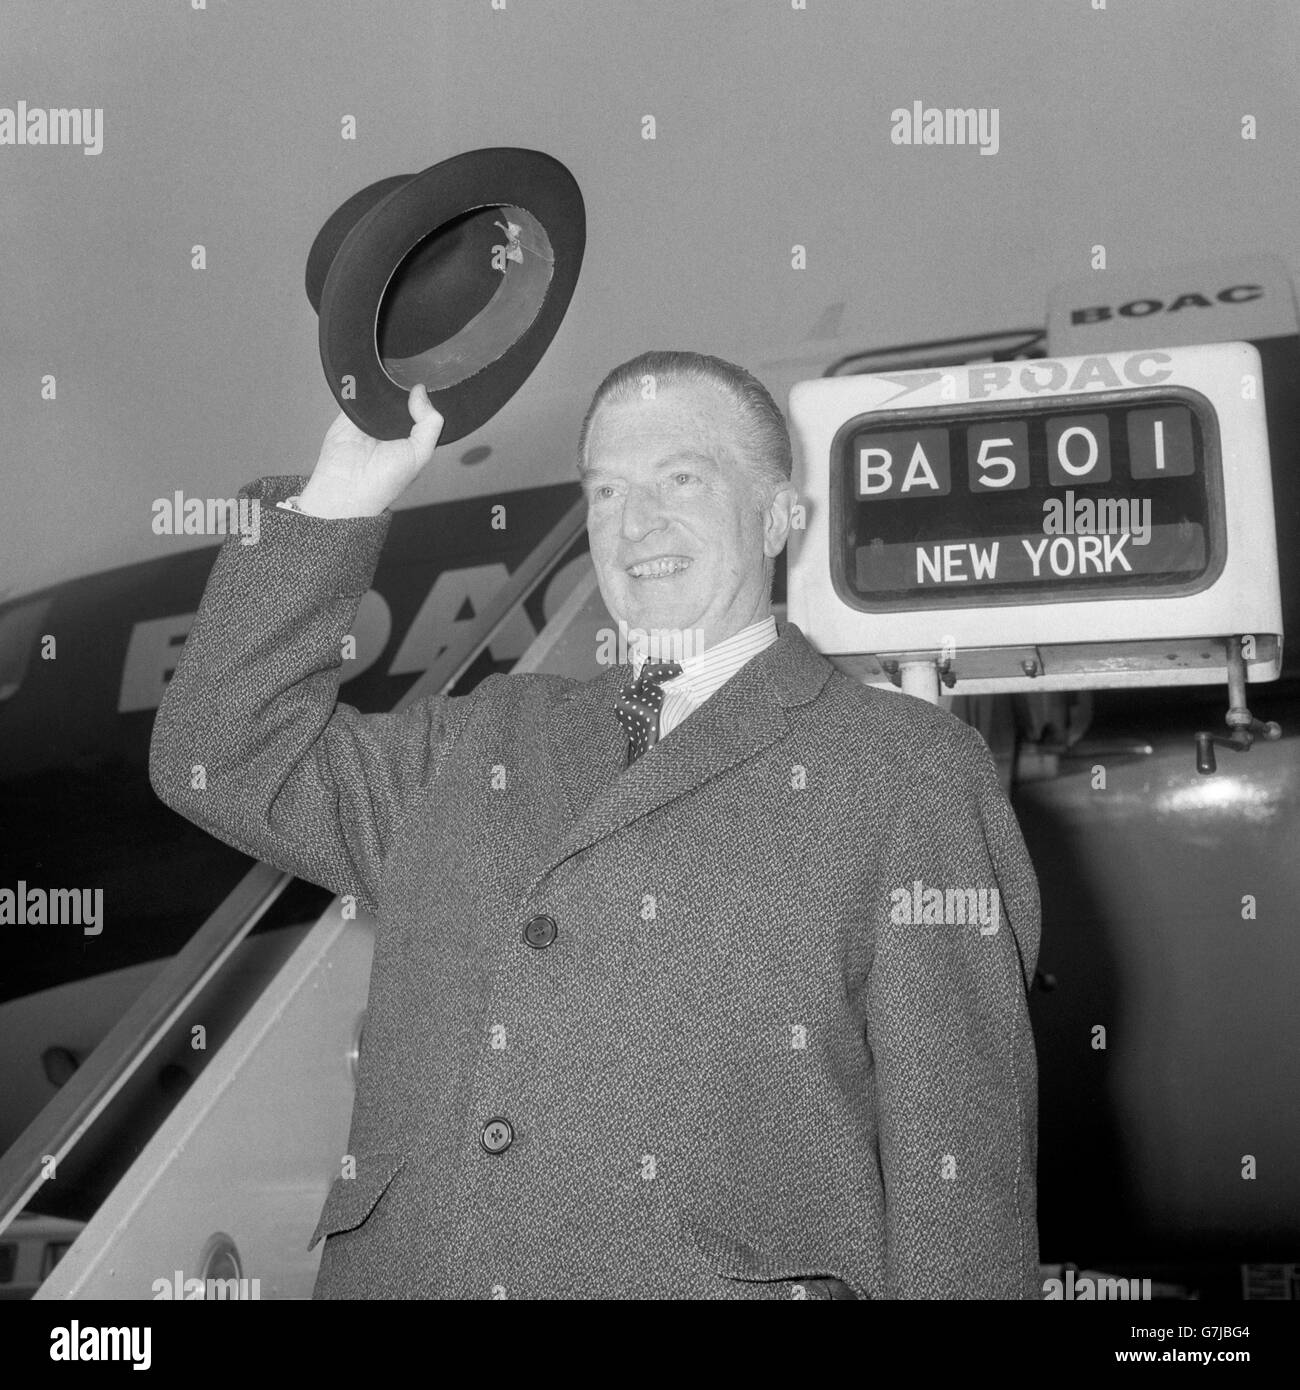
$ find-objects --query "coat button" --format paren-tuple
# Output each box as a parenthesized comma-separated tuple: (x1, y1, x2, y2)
(522, 914, 558, 949)
(480, 1117, 513, 1154)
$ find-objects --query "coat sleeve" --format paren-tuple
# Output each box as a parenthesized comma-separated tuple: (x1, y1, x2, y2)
(864, 719, 1041, 1299)
(148, 475, 478, 916)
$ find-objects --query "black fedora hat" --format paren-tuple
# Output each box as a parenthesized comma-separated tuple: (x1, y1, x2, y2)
(305, 147, 585, 442)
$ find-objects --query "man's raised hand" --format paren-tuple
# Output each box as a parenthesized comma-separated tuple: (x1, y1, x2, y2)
(296, 383, 445, 518)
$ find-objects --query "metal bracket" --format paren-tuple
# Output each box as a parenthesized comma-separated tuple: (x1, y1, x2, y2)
(1194, 637, 1282, 773)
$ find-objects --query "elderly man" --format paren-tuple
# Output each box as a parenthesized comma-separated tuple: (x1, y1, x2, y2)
(150, 350, 1041, 1300)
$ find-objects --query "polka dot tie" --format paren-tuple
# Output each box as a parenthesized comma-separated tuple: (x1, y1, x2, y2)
(615, 660, 683, 764)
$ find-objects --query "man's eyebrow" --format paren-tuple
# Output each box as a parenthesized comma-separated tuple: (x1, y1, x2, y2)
(580, 450, 719, 483)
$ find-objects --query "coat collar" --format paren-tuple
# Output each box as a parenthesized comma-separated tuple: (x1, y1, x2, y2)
(524, 620, 832, 897)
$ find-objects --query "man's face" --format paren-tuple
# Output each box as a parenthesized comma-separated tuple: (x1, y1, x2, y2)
(581, 378, 791, 650)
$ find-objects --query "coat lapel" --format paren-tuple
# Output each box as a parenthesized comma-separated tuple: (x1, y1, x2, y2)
(526, 622, 833, 896)
(546, 660, 632, 826)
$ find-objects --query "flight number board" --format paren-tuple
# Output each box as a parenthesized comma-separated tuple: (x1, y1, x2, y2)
(830, 391, 1222, 611)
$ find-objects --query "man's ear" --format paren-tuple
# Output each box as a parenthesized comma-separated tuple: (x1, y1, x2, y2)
(762, 483, 799, 559)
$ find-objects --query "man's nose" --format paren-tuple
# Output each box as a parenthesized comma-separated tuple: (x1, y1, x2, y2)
(618, 484, 668, 541)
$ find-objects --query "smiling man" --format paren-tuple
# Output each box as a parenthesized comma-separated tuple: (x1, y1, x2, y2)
(579, 353, 794, 651)
(151, 349, 1042, 1301)
(577, 354, 799, 760)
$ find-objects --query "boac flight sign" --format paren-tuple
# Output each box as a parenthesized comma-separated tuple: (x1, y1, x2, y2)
(787, 342, 1282, 694)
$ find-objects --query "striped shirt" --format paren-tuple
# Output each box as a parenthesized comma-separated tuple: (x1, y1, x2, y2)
(630, 615, 779, 741)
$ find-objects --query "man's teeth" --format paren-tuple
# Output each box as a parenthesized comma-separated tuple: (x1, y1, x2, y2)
(628, 557, 691, 578)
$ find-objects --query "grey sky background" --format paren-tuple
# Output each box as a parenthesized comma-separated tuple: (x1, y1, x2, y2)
(1, 0, 1297, 595)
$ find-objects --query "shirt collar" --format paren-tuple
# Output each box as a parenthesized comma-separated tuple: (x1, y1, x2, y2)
(630, 614, 778, 684)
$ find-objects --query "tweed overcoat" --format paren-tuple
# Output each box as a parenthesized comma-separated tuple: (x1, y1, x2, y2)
(149, 475, 1042, 1300)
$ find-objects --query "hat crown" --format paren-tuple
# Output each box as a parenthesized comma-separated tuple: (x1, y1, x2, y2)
(304, 174, 408, 314)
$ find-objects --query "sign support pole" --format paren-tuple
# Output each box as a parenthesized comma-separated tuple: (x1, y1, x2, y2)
(899, 660, 941, 705)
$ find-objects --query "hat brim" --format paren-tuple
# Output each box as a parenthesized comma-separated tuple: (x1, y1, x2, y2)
(317, 147, 585, 443)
